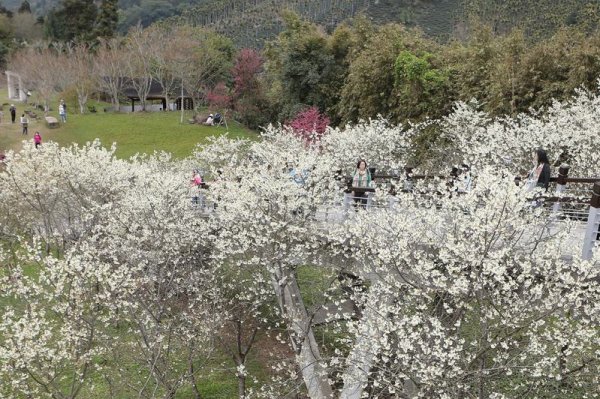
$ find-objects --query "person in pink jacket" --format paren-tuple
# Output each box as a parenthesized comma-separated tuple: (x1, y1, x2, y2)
(34, 132, 42, 148)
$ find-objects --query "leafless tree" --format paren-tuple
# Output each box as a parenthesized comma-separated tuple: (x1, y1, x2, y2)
(143, 25, 179, 112)
(64, 43, 95, 114)
(173, 26, 232, 123)
(9, 47, 60, 113)
(123, 25, 154, 111)
(95, 38, 127, 111)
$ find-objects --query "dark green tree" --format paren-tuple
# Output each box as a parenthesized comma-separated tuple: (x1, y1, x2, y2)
(264, 11, 346, 122)
(394, 50, 449, 120)
(18, 0, 31, 13)
(0, 17, 11, 68)
(0, 7, 12, 68)
(45, 0, 97, 42)
(338, 24, 442, 125)
(43, 8, 66, 40)
(95, 0, 118, 39)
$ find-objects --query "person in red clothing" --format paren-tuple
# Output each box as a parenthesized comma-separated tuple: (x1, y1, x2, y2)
(34, 132, 42, 148)
(192, 170, 203, 186)
(191, 170, 203, 205)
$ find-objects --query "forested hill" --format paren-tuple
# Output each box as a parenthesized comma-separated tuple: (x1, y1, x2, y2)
(3, 0, 600, 46)
(172, 0, 600, 47)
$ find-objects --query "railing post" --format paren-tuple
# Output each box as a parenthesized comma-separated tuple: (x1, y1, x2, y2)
(366, 191, 374, 210)
(388, 196, 398, 211)
(403, 166, 413, 192)
(343, 192, 353, 217)
(582, 182, 600, 260)
(449, 166, 460, 192)
(552, 164, 569, 214)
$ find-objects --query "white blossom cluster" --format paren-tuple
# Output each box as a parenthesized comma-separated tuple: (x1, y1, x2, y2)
(440, 89, 600, 176)
(1, 89, 600, 398)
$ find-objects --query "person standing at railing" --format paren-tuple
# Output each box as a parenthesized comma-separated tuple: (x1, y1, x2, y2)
(289, 165, 308, 186)
(454, 164, 473, 193)
(526, 149, 551, 191)
(191, 170, 203, 205)
(352, 159, 372, 208)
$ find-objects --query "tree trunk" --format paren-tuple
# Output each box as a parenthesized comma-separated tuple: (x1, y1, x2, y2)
(340, 283, 389, 399)
(112, 88, 120, 111)
(237, 373, 246, 399)
(188, 351, 202, 399)
(180, 83, 185, 124)
(78, 93, 88, 114)
(270, 266, 334, 399)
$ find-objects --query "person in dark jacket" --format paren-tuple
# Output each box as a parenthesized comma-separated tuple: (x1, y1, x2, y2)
(529, 149, 551, 190)
(9, 104, 16, 123)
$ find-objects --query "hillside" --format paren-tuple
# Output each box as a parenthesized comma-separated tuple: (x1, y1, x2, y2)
(172, 0, 463, 46)
(2, 0, 599, 46)
(172, 0, 600, 46)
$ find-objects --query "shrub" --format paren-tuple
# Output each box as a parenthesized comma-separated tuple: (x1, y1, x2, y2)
(286, 106, 330, 143)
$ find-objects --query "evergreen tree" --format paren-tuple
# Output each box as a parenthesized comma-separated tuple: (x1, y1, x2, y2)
(45, 0, 97, 42)
(95, 0, 118, 39)
(18, 0, 31, 13)
(0, 14, 12, 68)
(43, 8, 66, 40)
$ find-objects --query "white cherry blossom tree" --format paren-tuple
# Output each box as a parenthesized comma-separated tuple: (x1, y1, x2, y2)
(2, 85, 600, 398)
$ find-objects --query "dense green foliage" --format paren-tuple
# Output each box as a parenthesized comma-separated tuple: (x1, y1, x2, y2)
(261, 18, 600, 126)
(461, 0, 600, 38)
(95, 0, 118, 39)
(0, 3, 14, 68)
(0, 16, 11, 68)
(262, 12, 348, 121)
(41, 0, 118, 42)
(394, 50, 449, 119)
(44, 0, 97, 41)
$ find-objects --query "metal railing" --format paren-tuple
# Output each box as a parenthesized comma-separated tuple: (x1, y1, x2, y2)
(190, 166, 600, 260)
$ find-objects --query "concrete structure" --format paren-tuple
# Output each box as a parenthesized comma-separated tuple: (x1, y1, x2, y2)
(5, 71, 27, 102)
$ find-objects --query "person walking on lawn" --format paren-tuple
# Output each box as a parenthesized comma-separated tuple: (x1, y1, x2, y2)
(20, 114, 29, 135)
(34, 132, 42, 148)
(59, 101, 67, 123)
(10, 104, 16, 123)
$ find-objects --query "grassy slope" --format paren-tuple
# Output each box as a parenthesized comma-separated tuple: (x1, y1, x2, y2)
(1, 112, 256, 159)
(51, 110, 256, 159)
(0, 96, 257, 159)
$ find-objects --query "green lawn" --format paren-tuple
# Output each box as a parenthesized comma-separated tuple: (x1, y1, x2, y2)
(1, 110, 256, 159)
(0, 87, 257, 159)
